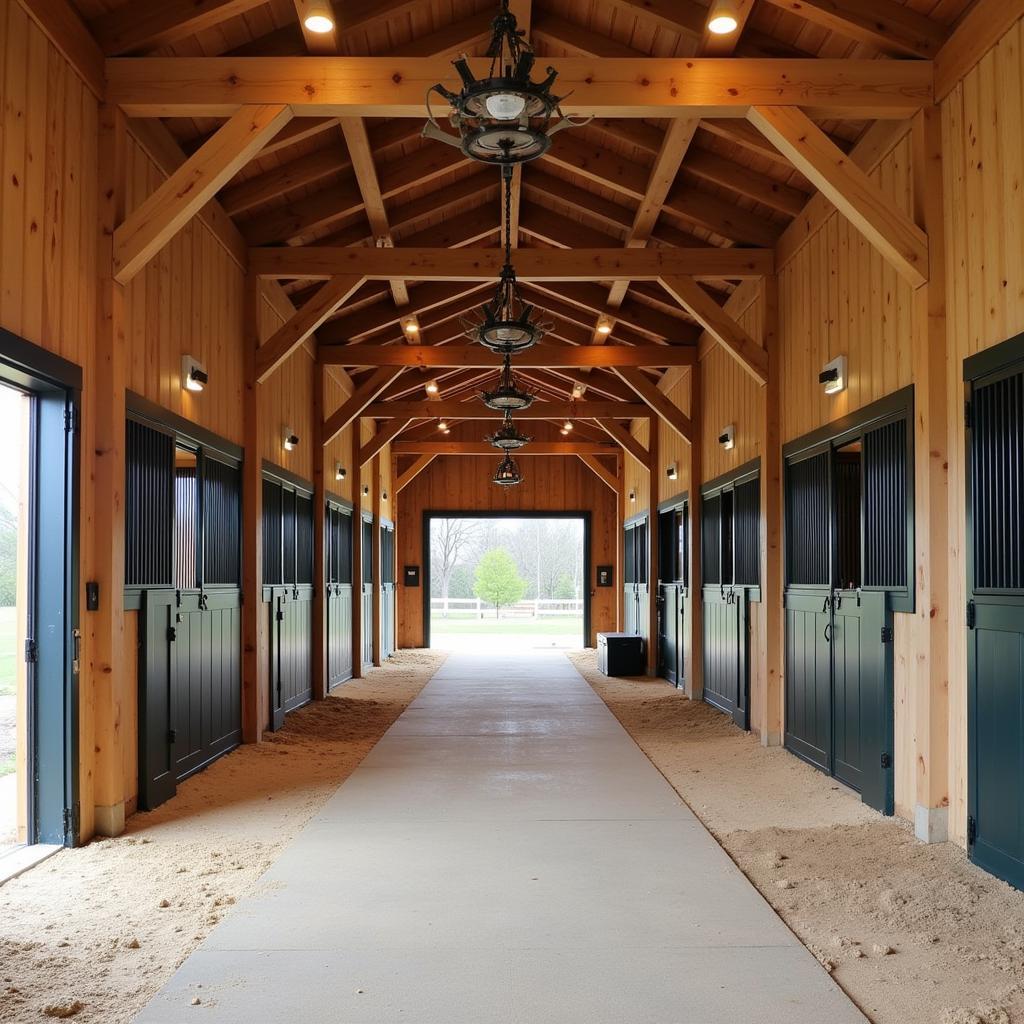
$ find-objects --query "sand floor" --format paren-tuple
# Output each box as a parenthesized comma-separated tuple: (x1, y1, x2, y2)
(0, 650, 445, 1024)
(569, 650, 1024, 1024)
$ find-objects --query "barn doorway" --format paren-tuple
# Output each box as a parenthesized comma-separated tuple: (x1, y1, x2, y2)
(0, 333, 79, 857)
(423, 513, 590, 652)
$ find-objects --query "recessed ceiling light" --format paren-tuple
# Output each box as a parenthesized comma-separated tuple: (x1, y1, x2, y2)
(304, 12, 334, 33)
(425, 380, 439, 395)
(402, 315, 419, 335)
(596, 317, 613, 335)
(708, 10, 738, 33)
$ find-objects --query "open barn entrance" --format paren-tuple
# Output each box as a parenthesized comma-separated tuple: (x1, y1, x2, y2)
(424, 514, 589, 653)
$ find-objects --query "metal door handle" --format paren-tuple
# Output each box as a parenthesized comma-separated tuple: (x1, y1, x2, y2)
(823, 623, 832, 643)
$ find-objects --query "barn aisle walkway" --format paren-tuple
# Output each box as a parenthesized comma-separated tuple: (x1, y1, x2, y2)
(134, 652, 866, 1024)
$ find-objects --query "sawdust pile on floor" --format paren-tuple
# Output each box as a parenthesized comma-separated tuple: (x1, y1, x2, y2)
(0, 650, 445, 1024)
(569, 650, 1024, 1024)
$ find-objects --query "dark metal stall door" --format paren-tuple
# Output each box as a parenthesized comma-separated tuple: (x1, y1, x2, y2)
(966, 353, 1024, 889)
(326, 503, 354, 689)
(658, 502, 687, 687)
(783, 404, 905, 816)
(381, 523, 396, 659)
(703, 590, 749, 728)
(361, 516, 374, 667)
(262, 478, 314, 731)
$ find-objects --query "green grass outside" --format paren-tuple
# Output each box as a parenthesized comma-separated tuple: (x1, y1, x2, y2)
(0, 606, 15, 697)
(0, 755, 14, 779)
(430, 615, 584, 638)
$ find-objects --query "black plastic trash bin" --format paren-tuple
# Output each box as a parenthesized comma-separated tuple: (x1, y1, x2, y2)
(596, 632, 645, 676)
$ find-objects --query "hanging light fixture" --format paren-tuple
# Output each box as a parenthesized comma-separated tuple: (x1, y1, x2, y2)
(486, 409, 532, 451)
(493, 452, 523, 486)
(462, 170, 551, 354)
(481, 353, 535, 411)
(422, 0, 590, 167)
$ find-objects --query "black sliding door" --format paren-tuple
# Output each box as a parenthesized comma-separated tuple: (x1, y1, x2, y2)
(326, 500, 354, 689)
(657, 500, 687, 687)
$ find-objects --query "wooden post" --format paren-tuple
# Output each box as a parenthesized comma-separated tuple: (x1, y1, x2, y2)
(686, 361, 703, 701)
(759, 275, 784, 746)
(311, 358, 327, 701)
(241, 270, 266, 743)
(910, 105, 950, 843)
(646, 417, 660, 675)
(88, 104, 129, 838)
(351, 426, 363, 678)
(371, 451, 383, 667)
(616, 450, 626, 632)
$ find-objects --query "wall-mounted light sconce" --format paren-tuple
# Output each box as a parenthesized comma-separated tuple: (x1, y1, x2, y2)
(706, 0, 739, 34)
(595, 316, 613, 336)
(819, 354, 847, 395)
(301, 2, 334, 33)
(362, 484, 370, 496)
(425, 380, 439, 395)
(401, 315, 420, 337)
(718, 424, 735, 451)
(181, 355, 208, 393)
(283, 431, 299, 452)
(629, 489, 636, 503)
(666, 462, 678, 481)
(382, 490, 388, 501)
(335, 463, 347, 481)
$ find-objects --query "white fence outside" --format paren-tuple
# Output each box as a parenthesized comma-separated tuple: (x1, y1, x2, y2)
(430, 597, 583, 620)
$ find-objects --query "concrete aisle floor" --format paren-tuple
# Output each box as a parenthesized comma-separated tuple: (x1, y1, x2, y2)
(134, 652, 867, 1024)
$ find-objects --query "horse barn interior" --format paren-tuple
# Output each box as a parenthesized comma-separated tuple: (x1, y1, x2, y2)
(1, 0, 1024, 1020)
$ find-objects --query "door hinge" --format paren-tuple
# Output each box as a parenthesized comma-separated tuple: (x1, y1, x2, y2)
(967, 815, 977, 846)
(24, 638, 37, 663)
(64, 406, 79, 434)
(966, 600, 976, 630)
(964, 399, 972, 430)
(880, 752, 893, 769)
(167, 729, 177, 745)
(880, 625, 894, 644)
(167, 625, 177, 642)
(62, 803, 79, 838)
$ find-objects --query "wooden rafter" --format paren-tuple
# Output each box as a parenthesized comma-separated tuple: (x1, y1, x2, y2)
(393, 442, 619, 456)
(359, 418, 417, 466)
(105, 57, 934, 119)
(250, 247, 774, 281)
(321, 345, 697, 368)
(576, 454, 620, 493)
(658, 276, 768, 385)
(597, 418, 652, 467)
(614, 367, 695, 444)
(322, 367, 405, 446)
(396, 455, 437, 492)
(255, 275, 365, 383)
(361, 401, 649, 420)
(114, 104, 292, 283)
(748, 106, 929, 288)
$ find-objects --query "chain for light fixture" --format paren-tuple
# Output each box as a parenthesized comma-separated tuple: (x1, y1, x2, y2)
(481, 353, 535, 411)
(462, 170, 552, 354)
(422, 0, 590, 167)
(486, 409, 532, 451)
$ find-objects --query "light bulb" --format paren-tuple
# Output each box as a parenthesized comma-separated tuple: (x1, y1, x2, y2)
(596, 318, 612, 335)
(708, 14, 738, 33)
(304, 13, 334, 33)
(563, 421, 573, 432)
(425, 380, 439, 395)
(485, 92, 527, 120)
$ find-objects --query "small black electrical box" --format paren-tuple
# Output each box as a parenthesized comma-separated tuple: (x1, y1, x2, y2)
(596, 565, 614, 587)
(597, 632, 645, 676)
(86, 581, 100, 611)
(404, 565, 420, 587)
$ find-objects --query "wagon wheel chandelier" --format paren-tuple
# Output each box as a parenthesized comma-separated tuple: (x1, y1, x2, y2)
(481, 353, 535, 411)
(486, 409, 532, 451)
(493, 453, 524, 487)
(421, 0, 591, 166)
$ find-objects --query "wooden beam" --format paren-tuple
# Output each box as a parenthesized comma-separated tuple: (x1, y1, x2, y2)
(658, 276, 768, 384)
(748, 105, 928, 288)
(613, 367, 694, 444)
(760, 0, 946, 58)
(250, 246, 773, 281)
(684, 149, 809, 217)
(935, 0, 1024, 99)
(389, 10, 494, 56)
(396, 454, 437, 492)
(340, 117, 409, 307)
(577, 454, 620, 492)
(606, 118, 701, 308)
(359, 418, 416, 466)
(323, 367, 405, 446)
(322, 345, 697, 368)
(90, 0, 266, 56)
(363, 401, 649, 419)
(14, 0, 104, 98)
(114, 104, 291, 283)
(392, 442, 619, 455)
(597, 418, 652, 467)
(255, 275, 364, 383)
(105, 57, 934, 119)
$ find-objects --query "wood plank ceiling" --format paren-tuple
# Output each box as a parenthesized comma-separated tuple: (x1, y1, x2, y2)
(72, 0, 973, 446)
